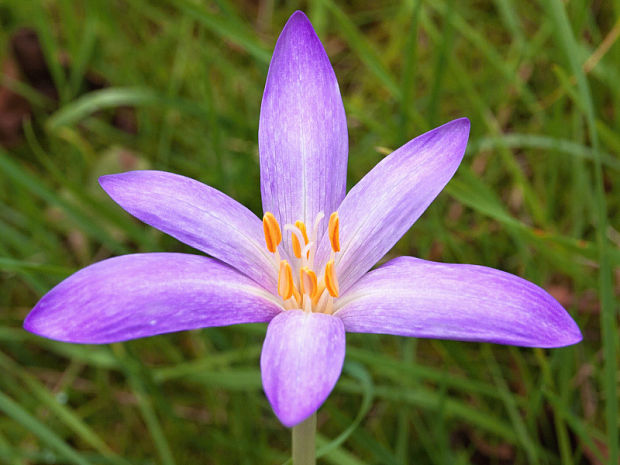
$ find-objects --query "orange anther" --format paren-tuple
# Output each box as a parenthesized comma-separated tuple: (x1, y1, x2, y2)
(328, 212, 340, 253)
(263, 212, 282, 253)
(277, 260, 294, 300)
(291, 221, 309, 258)
(300, 267, 318, 299)
(324, 260, 339, 297)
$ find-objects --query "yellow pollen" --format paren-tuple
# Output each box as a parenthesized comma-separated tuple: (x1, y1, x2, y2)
(262, 212, 281, 253)
(328, 212, 340, 253)
(324, 260, 339, 297)
(300, 267, 318, 299)
(277, 260, 294, 300)
(291, 220, 309, 258)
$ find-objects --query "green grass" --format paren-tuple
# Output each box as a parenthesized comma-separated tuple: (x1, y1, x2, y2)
(1, 0, 618, 463)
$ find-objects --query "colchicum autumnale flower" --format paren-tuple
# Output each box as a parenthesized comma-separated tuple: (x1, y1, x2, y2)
(25, 11, 581, 427)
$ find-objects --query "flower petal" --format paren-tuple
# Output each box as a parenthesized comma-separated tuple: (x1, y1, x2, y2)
(100, 170, 276, 290)
(335, 256, 582, 348)
(259, 11, 348, 248)
(24, 253, 282, 344)
(317, 118, 470, 293)
(260, 309, 345, 427)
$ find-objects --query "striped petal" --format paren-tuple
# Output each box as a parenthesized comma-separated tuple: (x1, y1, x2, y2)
(316, 118, 470, 293)
(24, 253, 282, 344)
(336, 256, 582, 348)
(100, 170, 276, 291)
(259, 11, 348, 252)
(260, 310, 345, 427)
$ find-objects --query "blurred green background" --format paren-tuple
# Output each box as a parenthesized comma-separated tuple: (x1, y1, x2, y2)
(0, 0, 618, 464)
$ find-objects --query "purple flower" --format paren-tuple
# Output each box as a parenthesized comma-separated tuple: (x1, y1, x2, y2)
(24, 11, 581, 428)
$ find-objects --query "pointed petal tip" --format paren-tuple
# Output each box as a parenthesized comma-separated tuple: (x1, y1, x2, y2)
(522, 289, 583, 349)
(569, 330, 583, 346)
(453, 116, 471, 133)
(454, 116, 471, 126)
(440, 117, 471, 142)
(98, 169, 146, 186)
(285, 10, 313, 30)
(539, 317, 583, 348)
(23, 310, 44, 337)
(433, 117, 471, 165)
(23, 304, 90, 344)
(277, 9, 321, 53)
(98, 171, 132, 196)
(98, 176, 116, 198)
(98, 173, 115, 187)
(288, 10, 310, 21)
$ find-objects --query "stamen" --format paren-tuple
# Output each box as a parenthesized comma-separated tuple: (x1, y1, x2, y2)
(324, 260, 339, 297)
(277, 260, 294, 300)
(301, 242, 313, 264)
(311, 279, 326, 306)
(263, 212, 282, 253)
(292, 283, 301, 305)
(316, 288, 330, 313)
(325, 295, 335, 315)
(291, 220, 309, 258)
(328, 212, 340, 253)
(308, 212, 324, 265)
(311, 212, 325, 240)
(300, 267, 318, 299)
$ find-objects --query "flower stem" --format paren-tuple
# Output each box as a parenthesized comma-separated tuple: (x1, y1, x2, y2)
(292, 413, 316, 465)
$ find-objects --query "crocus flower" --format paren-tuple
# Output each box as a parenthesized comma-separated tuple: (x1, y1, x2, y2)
(24, 11, 581, 428)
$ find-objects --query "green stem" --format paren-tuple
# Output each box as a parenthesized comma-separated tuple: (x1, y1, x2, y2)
(292, 413, 316, 465)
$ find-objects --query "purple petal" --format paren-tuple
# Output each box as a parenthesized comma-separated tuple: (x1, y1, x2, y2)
(24, 253, 282, 344)
(336, 256, 582, 348)
(316, 118, 470, 293)
(260, 309, 345, 427)
(259, 11, 348, 249)
(100, 170, 276, 290)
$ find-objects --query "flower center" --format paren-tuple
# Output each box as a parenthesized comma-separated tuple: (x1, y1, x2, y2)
(262, 211, 340, 314)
